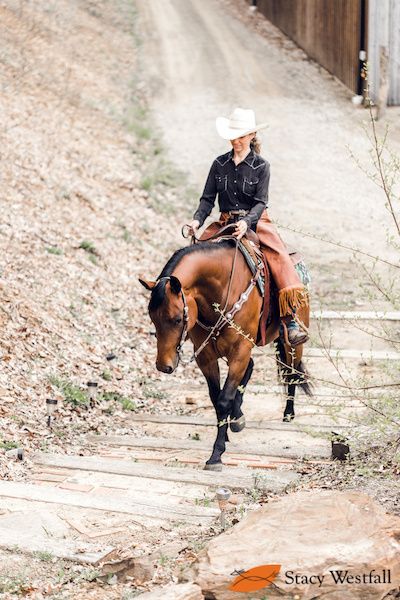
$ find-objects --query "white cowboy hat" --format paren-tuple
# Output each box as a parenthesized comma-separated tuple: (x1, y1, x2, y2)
(216, 107, 267, 140)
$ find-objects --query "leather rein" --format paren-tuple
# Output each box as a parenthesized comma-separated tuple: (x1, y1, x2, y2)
(162, 224, 262, 365)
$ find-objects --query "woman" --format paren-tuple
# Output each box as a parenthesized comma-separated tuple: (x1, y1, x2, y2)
(187, 107, 309, 347)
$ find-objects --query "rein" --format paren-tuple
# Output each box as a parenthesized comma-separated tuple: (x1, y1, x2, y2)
(160, 230, 262, 365)
(156, 235, 241, 366)
(181, 223, 238, 243)
(155, 276, 189, 364)
(189, 236, 240, 363)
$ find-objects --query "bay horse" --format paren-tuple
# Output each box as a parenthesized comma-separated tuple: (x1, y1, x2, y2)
(139, 232, 311, 471)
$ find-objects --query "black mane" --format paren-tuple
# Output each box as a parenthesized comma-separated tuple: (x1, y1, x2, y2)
(149, 240, 235, 311)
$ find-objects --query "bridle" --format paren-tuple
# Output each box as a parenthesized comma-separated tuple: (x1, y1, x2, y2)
(155, 276, 190, 366)
(155, 235, 256, 366)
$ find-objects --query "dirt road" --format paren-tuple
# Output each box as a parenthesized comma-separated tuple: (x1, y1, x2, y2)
(137, 0, 399, 307)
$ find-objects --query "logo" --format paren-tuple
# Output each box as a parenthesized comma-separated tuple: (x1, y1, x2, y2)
(229, 565, 281, 593)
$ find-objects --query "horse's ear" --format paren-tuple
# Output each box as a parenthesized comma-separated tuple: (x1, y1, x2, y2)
(169, 275, 182, 295)
(138, 278, 156, 291)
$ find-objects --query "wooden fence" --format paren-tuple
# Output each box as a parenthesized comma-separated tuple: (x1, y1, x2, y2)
(368, 0, 400, 106)
(256, 0, 366, 94)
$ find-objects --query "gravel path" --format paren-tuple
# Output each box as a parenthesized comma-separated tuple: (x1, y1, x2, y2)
(136, 0, 400, 307)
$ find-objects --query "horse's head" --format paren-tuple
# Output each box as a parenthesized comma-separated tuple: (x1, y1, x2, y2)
(139, 275, 197, 373)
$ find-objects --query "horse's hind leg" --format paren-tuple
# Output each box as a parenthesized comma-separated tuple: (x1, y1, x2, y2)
(275, 337, 309, 422)
(230, 357, 254, 432)
(283, 382, 296, 422)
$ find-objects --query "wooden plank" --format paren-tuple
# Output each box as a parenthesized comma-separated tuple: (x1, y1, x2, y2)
(305, 348, 400, 360)
(311, 310, 400, 321)
(253, 346, 400, 360)
(33, 453, 299, 492)
(87, 434, 330, 459)
(0, 480, 218, 524)
(124, 413, 350, 432)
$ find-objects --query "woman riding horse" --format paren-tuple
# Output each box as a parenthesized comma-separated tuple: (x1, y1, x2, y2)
(188, 107, 309, 347)
(139, 108, 312, 470)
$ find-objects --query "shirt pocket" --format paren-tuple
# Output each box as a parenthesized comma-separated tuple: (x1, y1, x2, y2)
(242, 177, 259, 196)
(215, 174, 227, 192)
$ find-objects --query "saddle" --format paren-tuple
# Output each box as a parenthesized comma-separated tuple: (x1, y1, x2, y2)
(194, 223, 304, 346)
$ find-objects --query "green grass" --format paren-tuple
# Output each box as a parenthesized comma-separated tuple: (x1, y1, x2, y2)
(101, 369, 112, 381)
(46, 246, 63, 255)
(119, 397, 137, 411)
(49, 376, 89, 407)
(79, 240, 98, 255)
(100, 391, 137, 411)
(123, 104, 152, 140)
(121, 227, 132, 242)
(140, 176, 153, 191)
(142, 386, 167, 400)
(0, 575, 31, 595)
(195, 495, 212, 507)
(0, 440, 18, 450)
(33, 550, 54, 562)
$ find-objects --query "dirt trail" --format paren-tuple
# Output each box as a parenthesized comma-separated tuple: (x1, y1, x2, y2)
(137, 0, 400, 306)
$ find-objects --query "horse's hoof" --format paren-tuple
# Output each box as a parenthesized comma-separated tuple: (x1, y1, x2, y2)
(283, 413, 295, 422)
(230, 415, 246, 432)
(204, 462, 223, 471)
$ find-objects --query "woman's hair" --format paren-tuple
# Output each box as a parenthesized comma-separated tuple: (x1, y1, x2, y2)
(250, 134, 261, 154)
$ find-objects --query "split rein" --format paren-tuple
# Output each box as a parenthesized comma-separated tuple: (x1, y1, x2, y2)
(159, 224, 262, 366)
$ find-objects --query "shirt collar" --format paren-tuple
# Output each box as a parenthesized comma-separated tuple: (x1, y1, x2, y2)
(229, 148, 256, 167)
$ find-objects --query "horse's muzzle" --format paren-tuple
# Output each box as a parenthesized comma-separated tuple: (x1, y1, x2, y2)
(156, 361, 176, 374)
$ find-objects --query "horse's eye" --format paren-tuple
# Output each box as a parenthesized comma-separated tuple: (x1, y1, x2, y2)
(174, 317, 182, 325)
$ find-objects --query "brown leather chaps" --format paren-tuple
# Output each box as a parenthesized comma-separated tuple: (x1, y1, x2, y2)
(200, 210, 308, 317)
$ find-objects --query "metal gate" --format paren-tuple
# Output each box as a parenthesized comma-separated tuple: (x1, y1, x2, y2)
(256, 0, 366, 94)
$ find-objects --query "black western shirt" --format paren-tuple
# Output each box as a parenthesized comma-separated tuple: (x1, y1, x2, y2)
(194, 149, 270, 229)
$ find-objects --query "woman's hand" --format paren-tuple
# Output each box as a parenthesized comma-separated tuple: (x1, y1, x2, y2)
(233, 219, 248, 240)
(187, 219, 200, 236)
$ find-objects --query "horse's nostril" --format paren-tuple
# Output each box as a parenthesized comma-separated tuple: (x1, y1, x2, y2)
(156, 363, 174, 374)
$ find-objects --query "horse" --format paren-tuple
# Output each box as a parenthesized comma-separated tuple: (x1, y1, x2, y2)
(139, 231, 311, 471)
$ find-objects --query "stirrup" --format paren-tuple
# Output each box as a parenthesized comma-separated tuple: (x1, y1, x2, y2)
(281, 321, 309, 347)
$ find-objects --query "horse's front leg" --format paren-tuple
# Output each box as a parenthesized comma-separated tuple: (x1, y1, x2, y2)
(205, 347, 252, 470)
(230, 357, 254, 432)
(195, 348, 222, 425)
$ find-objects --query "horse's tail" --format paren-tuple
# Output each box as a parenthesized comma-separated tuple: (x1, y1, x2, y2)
(274, 337, 313, 396)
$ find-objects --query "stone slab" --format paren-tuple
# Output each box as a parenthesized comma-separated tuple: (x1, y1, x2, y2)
(0, 509, 114, 564)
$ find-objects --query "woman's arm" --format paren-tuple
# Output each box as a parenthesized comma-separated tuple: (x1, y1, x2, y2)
(193, 160, 218, 227)
(242, 162, 270, 229)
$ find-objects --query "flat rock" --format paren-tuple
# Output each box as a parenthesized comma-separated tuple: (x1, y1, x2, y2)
(0, 509, 114, 564)
(137, 582, 203, 599)
(190, 491, 400, 599)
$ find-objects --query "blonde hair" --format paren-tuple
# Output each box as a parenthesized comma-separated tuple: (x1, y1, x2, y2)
(250, 134, 262, 154)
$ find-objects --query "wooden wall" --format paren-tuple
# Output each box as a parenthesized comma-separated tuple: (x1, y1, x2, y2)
(256, 0, 364, 93)
(388, 0, 400, 105)
(368, 0, 400, 106)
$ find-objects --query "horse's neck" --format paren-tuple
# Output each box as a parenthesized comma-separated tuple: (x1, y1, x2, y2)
(173, 250, 231, 310)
